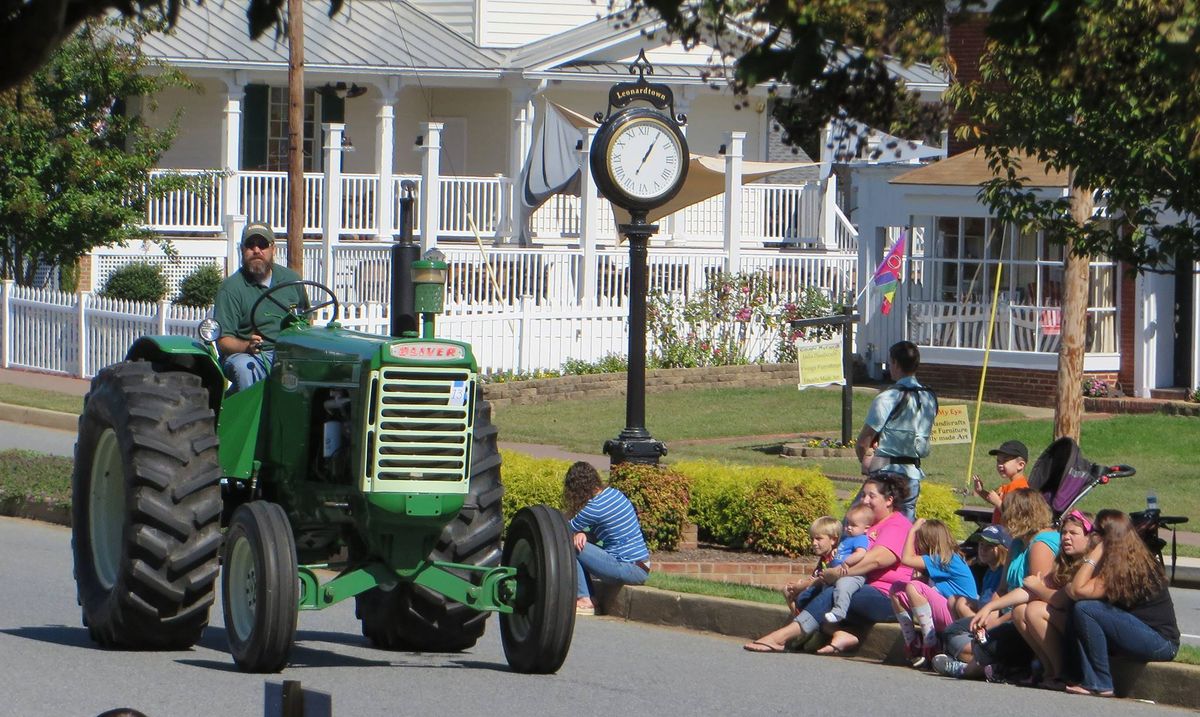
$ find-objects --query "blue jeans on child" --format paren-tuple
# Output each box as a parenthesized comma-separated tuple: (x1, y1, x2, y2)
(575, 543, 648, 599)
(223, 351, 274, 393)
(794, 583, 895, 635)
(1068, 599, 1179, 693)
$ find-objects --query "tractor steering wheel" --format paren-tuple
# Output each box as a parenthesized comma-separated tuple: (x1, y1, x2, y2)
(249, 280, 340, 344)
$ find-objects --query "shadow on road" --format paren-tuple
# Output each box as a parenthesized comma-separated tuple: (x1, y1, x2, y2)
(1, 624, 106, 650)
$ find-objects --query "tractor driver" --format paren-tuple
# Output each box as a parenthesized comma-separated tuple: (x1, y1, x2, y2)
(213, 223, 308, 392)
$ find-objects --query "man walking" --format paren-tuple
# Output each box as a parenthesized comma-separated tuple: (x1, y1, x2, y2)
(213, 223, 307, 392)
(856, 341, 938, 520)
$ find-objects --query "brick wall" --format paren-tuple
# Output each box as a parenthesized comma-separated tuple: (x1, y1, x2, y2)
(921, 364, 1119, 408)
(655, 558, 817, 590)
(1118, 263, 1136, 393)
(482, 363, 800, 409)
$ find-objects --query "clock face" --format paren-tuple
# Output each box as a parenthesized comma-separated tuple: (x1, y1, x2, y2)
(605, 117, 685, 202)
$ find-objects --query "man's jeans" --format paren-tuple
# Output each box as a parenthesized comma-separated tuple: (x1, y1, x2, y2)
(223, 351, 274, 393)
(1069, 599, 1178, 693)
(575, 543, 648, 599)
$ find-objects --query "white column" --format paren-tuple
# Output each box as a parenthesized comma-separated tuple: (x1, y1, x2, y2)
(76, 292, 88, 378)
(374, 82, 399, 240)
(417, 122, 443, 253)
(220, 72, 246, 224)
(578, 127, 601, 306)
(821, 171, 839, 251)
(722, 130, 746, 273)
(321, 123, 345, 290)
(507, 88, 535, 244)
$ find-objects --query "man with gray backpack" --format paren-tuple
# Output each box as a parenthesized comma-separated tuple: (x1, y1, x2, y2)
(857, 341, 938, 520)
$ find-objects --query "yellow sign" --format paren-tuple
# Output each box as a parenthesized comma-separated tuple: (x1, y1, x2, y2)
(796, 340, 844, 388)
(931, 404, 972, 445)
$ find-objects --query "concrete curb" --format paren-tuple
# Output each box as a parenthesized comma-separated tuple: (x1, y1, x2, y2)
(602, 585, 1200, 711)
(0, 403, 78, 432)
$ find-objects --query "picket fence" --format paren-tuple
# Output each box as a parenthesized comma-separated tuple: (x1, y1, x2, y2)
(0, 280, 792, 378)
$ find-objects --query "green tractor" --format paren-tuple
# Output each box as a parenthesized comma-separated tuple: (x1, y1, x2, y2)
(70, 215, 576, 674)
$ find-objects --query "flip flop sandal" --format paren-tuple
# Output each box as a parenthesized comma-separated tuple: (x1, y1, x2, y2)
(743, 641, 787, 653)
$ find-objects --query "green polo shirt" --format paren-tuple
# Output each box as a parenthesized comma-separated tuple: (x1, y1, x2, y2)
(214, 263, 308, 349)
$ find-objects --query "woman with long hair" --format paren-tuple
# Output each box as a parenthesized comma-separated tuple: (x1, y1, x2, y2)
(563, 462, 650, 616)
(744, 471, 913, 654)
(1010, 510, 1093, 687)
(1063, 510, 1180, 697)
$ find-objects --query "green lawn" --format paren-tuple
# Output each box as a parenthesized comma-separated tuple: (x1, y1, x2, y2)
(0, 383, 83, 415)
(494, 384, 1200, 521)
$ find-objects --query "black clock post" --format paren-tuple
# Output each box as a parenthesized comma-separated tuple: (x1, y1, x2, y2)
(589, 50, 688, 466)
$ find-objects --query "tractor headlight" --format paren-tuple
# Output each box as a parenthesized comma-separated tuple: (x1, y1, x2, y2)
(198, 318, 220, 344)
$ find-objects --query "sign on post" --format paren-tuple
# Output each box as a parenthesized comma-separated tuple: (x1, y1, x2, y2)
(796, 339, 844, 389)
(930, 404, 972, 445)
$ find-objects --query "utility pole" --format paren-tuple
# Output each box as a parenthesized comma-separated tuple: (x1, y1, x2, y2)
(1054, 169, 1091, 441)
(286, 0, 305, 274)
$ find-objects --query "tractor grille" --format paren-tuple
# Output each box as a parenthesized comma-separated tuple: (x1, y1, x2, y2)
(362, 366, 475, 493)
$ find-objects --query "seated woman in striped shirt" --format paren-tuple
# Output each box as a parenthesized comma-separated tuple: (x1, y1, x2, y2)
(564, 462, 651, 615)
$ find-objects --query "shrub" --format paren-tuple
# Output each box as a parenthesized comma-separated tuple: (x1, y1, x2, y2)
(0, 449, 73, 508)
(100, 261, 167, 303)
(607, 462, 691, 551)
(1082, 377, 1109, 398)
(561, 353, 629, 375)
(175, 263, 223, 307)
(745, 473, 839, 557)
(917, 482, 968, 540)
(498, 450, 569, 530)
(676, 461, 836, 552)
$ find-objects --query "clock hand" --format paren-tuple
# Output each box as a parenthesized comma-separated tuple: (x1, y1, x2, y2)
(635, 138, 658, 175)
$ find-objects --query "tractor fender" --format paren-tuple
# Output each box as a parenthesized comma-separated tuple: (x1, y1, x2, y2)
(126, 336, 226, 414)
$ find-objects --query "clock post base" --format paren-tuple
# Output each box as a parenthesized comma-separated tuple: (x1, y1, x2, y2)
(603, 430, 667, 466)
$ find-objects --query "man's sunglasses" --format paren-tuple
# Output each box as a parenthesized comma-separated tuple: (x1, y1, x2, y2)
(243, 236, 272, 250)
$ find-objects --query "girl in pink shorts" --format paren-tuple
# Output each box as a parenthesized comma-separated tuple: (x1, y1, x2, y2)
(891, 519, 979, 668)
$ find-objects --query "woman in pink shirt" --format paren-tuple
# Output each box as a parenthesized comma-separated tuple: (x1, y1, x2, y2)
(744, 472, 914, 653)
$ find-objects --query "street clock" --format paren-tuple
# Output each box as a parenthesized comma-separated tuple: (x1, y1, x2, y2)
(591, 107, 688, 212)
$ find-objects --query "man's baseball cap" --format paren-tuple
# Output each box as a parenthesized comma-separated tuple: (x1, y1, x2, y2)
(975, 524, 1013, 550)
(242, 222, 275, 247)
(988, 439, 1028, 461)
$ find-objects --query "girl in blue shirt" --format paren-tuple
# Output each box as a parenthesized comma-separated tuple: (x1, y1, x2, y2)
(892, 518, 979, 668)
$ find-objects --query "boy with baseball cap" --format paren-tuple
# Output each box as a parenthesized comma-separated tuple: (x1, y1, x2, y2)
(972, 439, 1029, 524)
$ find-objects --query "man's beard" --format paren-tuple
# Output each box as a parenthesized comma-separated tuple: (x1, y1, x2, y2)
(245, 257, 270, 281)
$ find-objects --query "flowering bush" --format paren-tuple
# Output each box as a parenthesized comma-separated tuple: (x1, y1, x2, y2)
(804, 437, 856, 449)
(1082, 377, 1109, 398)
(1190, 387, 1200, 403)
(646, 270, 834, 368)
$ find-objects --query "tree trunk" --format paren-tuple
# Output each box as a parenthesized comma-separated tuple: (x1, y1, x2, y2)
(1054, 170, 1091, 441)
(285, 0, 305, 274)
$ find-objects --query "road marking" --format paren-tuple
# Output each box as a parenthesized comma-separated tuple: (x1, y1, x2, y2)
(1182, 633, 1200, 639)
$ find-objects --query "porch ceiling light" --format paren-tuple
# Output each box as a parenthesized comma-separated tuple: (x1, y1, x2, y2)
(322, 82, 367, 100)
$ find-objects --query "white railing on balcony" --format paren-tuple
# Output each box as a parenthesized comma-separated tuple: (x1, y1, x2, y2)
(441, 176, 507, 237)
(341, 174, 378, 235)
(238, 172, 325, 235)
(390, 175, 422, 234)
(145, 170, 224, 232)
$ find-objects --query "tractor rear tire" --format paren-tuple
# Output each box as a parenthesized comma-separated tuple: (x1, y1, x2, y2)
(71, 360, 222, 650)
(356, 391, 503, 652)
(499, 504, 576, 674)
(222, 501, 299, 673)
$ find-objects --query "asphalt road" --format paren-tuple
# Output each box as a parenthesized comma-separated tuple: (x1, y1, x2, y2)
(0, 518, 1193, 717)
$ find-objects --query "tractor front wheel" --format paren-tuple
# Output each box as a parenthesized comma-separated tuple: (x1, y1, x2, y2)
(221, 501, 299, 673)
(499, 504, 576, 674)
(71, 361, 222, 649)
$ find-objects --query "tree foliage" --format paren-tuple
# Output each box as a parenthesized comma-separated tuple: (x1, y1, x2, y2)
(950, 0, 1200, 269)
(0, 19, 193, 285)
(621, 0, 950, 159)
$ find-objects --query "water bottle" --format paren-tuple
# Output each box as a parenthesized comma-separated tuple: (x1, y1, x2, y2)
(1146, 493, 1159, 512)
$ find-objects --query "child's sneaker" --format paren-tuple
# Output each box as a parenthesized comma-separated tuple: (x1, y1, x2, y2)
(911, 644, 936, 670)
(823, 608, 845, 624)
(932, 653, 968, 679)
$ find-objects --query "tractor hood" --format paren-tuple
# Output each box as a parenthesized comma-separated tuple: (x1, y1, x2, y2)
(275, 323, 478, 372)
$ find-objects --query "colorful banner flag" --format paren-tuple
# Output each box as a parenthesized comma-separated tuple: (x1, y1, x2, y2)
(872, 231, 907, 315)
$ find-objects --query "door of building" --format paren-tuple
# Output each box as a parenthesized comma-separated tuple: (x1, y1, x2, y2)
(1174, 252, 1195, 388)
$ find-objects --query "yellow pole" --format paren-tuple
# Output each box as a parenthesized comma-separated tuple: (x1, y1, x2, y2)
(965, 259, 1005, 484)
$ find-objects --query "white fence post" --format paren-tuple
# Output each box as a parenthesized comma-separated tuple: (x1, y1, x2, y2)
(157, 299, 170, 335)
(723, 131, 745, 273)
(322, 123, 345, 291)
(518, 295, 533, 374)
(418, 122, 443, 254)
(76, 292, 89, 378)
(0, 279, 10, 369)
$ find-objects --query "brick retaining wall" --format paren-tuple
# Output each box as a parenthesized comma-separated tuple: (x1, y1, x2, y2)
(920, 363, 1118, 408)
(655, 558, 817, 590)
(482, 363, 800, 409)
